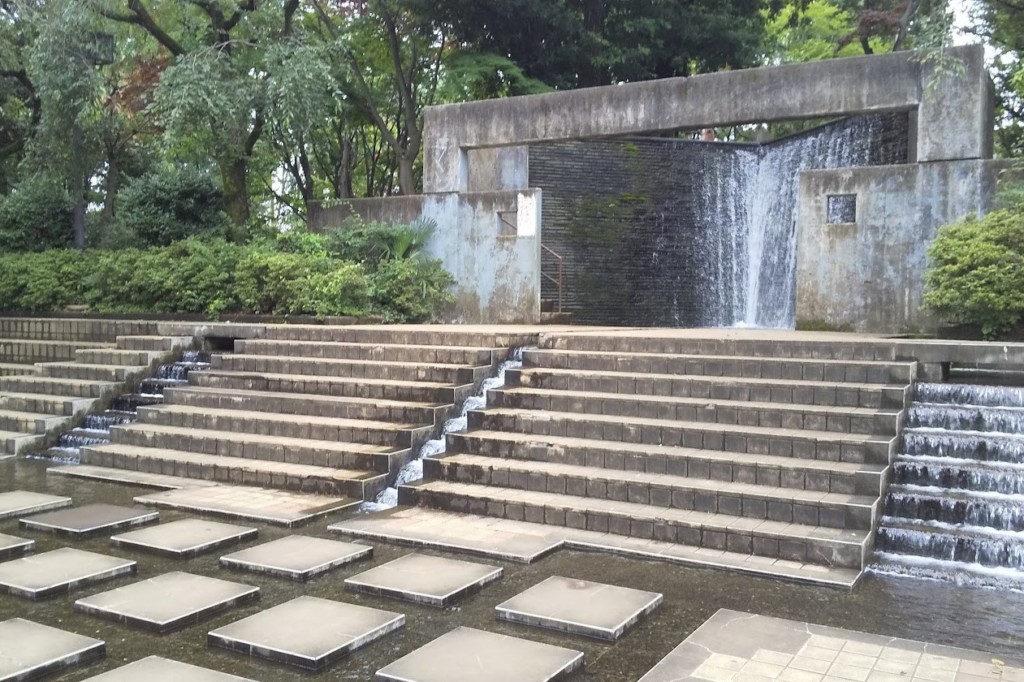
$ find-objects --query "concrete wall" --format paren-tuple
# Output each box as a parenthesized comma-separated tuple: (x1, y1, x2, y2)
(313, 191, 542, 324)
(425, 45, 991, 193)
(796, 160, 1003, 333)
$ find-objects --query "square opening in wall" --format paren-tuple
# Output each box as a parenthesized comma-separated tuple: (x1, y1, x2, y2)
(497, 210, 518, 239)
(827, 194, 857, 224)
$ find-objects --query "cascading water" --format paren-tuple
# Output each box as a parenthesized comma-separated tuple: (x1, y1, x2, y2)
(362, 348, 524, 512)
(872, 382, 1024, 589)
(43, 350, 210, 462)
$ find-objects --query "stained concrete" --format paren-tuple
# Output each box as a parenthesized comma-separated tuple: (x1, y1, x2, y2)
(0, 618, 105, 682)
(0, 491, 71, 521)
(0, 548, 136, 600)
(110, 519, 257, 558)
(495, 575, 663, 641)
(79, 656, 256, 681)
(376, 626, 585, 682)
(207, 595, 404, 670)
(344, 553, 502, 607)
(219, 535, 372, 581)
(638, 609, 1024, 682)
(74, 571, 259, 633)
(0, 533, 32, 561)
(19, 504, 158, 538)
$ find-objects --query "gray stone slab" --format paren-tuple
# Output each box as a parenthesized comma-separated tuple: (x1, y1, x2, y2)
(495, 575, 662, 642)
(111, 519, 257, 558)
(0, 548, 136, 600)
(0, 533, 33, 561)
(75, 571, 259, 634)
(0, 491, 71, 521)
(376, 626, 584, 682)
(345, 553, 502, 607)
(19, 504, 158, 538)
(220, 535, 372, 581)
(208, 595, 403, 671)
(0, 618, 105, 682)
(80, 656, 256, 681)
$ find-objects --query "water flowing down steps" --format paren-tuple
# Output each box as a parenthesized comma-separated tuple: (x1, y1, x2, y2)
(872, 382, 1024, 589)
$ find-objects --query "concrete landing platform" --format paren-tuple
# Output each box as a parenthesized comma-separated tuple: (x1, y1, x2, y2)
(19, 504, 158, 538)
(208, 595, 404, 670)
(49, 465, 220, 490)
(80, 655, 256, 681)
(220, 536, 372, 581)
(638, 609, 1024, 682)
(136, 485, 358, 526)
(0, 548, 136, 600)
(111, 519, 257, 558)
(0, 491, 71, 521)
(345, 553, 502, 607)
(75, 571, 259, 633)
(0, 618, 105, 682)
(376, 626, 584, 682)
(496, 575, 662, 641)
(0, 533, 33, 561)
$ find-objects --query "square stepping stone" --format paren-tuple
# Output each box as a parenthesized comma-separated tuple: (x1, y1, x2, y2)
(344, 553, 502, 607)
(0, 533, 33, 561)
(79, 655, 256, 681)
(208, 595, 403, 671)
(111, 519, 257, 558)
(376, 626, 584, 682)
(0, 548, 136, 600)
(495, 575, 662, 642)
(20, 504, 158, 538)
(0, 618, 105, 682)
(75, 571, 259, 634)
(0, 491, 71, 521)
(220, 535, 372, 581)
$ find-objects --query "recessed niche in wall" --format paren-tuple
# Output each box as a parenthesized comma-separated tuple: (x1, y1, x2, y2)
(827, 194, 857, 224)
(497, 210, 518, 239)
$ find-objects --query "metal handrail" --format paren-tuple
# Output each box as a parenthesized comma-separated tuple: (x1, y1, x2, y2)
(541, 243, 564, 313)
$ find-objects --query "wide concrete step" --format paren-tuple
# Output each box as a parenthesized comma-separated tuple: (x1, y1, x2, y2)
(0, 338, 114, 362)
(210, 354, 490, 384)
(261, 325, 538, 348)
(0, 429, 45, 455)
(80, 443, 385, 499)
(490, 387, 900, 436)
(0, 392, 97, 416)
(0, 409, 69, 434)
(509, 367, 910, 409)
(469, 408, 896, 464)
(0, 375, 119, 398)
(115, 335, 194, 351)
(427, 453, 878, 529)
(0, 318, 157, 342)
(136, 404, 433, 448)
(36, 362, 148, 382)
(190, 370, 474, 404)
(0, 362, 36, 377)
(234, 339, 500, 365)
(75, 348, 162, 366)
(163, 385, 450, 427)
(523, 348, 916, 384)
(108, 423, 407, 473)
(448, 430, 888, 497)
(399, 480, 872, 569)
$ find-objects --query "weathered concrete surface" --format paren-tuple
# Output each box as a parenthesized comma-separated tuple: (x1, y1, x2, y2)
(796, 160, 1005, 333)
(344, 553, 502, 607)
(80, 656, 256, 682)
(219, 536, 372, 581)
(0, 548, 135, 600)
(0, 618, 105, 682)
(424, 46, 991, 193)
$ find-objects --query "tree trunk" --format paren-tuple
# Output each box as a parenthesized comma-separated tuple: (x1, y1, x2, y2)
(220, 158, 250, 227)
(71, 125, 86, 249)
(102, 152, 119, 221)
(397, 152, 415, 196)
(337, 136, 354, 199)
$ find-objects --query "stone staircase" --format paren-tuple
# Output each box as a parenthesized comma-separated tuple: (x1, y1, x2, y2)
(400, 333, 918, 573)
(79, 326, 534, 503)
(0, 318, 190, 455)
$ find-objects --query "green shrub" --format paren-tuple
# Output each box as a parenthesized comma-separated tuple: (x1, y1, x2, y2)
(923, 209, 1024, 338)
(117, 166, 229, 247)
(0, 250, 87, 311)
(0, 176, 74, 252)
(235, 250, 370, 316)
(370, 257, 455, 323)
(325, 218, 435, 266)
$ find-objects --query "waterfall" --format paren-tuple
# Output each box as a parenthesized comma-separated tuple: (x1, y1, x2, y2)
(362, 348, 524, 512)
(871, 382, 1024, 589)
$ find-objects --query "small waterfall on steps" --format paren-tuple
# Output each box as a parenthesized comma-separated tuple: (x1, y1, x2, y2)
(362, 348, 524, 512)
(43, 351, 211, 461)
(872, 382, 1024, 589)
